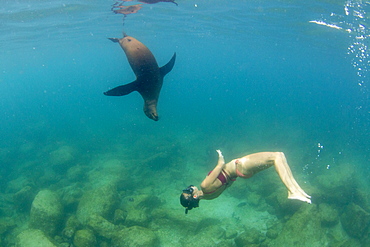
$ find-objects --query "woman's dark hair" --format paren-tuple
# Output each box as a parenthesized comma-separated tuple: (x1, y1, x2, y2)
(180, 185, 199, 214)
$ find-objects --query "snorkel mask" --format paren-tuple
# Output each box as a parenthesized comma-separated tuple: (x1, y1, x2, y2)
(180, 185, 199, 214)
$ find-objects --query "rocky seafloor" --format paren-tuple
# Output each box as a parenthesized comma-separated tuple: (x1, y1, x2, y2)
(1, 136, 370, 247)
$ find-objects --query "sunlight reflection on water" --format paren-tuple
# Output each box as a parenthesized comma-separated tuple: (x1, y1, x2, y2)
(310, 0, 369, 90)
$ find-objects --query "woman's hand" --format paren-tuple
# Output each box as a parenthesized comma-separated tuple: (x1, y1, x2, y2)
(216, 150, 225, 166)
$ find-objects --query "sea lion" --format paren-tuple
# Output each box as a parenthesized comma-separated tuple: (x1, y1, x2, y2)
(115, 0, 178, 5)
(138, 0, 178, 5)
(112, 4, 143, 15)
(104, 34, 176, 121)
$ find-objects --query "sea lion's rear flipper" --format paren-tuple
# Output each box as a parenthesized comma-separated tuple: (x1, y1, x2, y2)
(104, 81, 138, 96)
(159, 53, 176, 78)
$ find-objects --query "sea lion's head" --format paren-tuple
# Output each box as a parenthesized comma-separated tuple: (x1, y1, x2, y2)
(118, 35, 139, 51)
(144, 106, 159, 121)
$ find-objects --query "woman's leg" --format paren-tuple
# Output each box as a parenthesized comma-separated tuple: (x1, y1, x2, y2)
(273, 152, 311, 203)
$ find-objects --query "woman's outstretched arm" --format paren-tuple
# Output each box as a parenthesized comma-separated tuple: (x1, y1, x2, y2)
(200, 150, 225, 189)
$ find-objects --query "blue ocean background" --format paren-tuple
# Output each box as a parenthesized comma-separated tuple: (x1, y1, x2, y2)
(0, 0, 369, 246)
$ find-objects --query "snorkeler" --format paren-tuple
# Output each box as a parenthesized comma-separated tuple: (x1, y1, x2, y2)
(180, 150, 311, 214)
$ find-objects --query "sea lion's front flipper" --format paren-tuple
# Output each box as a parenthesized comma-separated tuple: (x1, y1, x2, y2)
(104, 81, 138, 96)
(108, 38, 120, 43)
(159, 53, 176, 78)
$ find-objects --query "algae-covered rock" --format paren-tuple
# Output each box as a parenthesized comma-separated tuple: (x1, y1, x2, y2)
(121, 194, 161, 227)
(15, 229, 57, 247)
(13, 186, 36, 212)
(87, 158, 127, 189)
(314, 165, 356, 205)
(125, 208, 149, 227)
(337, 238, 361, 247)
(86, 214, 118, 239)
(113, 209, 127, 225)
(62, 215, 81, 240)
(66, 165, 86, 182)
(6, 176, 33, 193)
(180, 225, 225, 247)
(29, 190, 63, 236)
(0, 192, 15, 216)
(0, 217, 16, 236)
(234, 228, 265, 247)
(318, 203, 339, 227)
(362, 236, 370, 247)
(247, 192, 262, 207)
(99, 241, 110, 247)
(76, 184, 119, 224)
(355, 187, 370, 212)
(268, 204, 326, 246)
(59, 184, 83, 213)
(265, 220, 283, 240)
(224, 227, 238, 239)
(49, 145, 75, 167)
(341, 203, 370, 238)
(266, 228, 279, 239)
(73, 229, 97, 247)
(112, 226, 159, 247)
(265, 187, 302, 216)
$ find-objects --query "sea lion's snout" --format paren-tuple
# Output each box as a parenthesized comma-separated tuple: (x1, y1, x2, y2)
(144, 109, 159, 121)
(144, 101, 159, 121)
(145, 111, 159, 121)
(150, 113, 159, 121)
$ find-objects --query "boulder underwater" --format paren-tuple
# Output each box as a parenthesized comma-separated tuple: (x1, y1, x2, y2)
(318, 203, 339, 227)
(15, 229, 57, 247)
(340, 203, 370, 239)
(234, 227, 265, 247)
(29, 190, 63, 236)
(73, 229, 97, 247)
(76, 183, 119, 224)
(13, 185, 36, 212)
(111, 226, 159, 247)
(266, 204, 325, 246)
(86, 214, 118, 239)
(62, 215, 81, 241)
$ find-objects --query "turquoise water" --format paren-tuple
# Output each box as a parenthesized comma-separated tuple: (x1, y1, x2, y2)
(0, 0, 369, 246)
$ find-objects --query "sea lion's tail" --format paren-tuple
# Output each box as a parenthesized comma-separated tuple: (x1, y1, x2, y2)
(160, 53, 176, 78)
